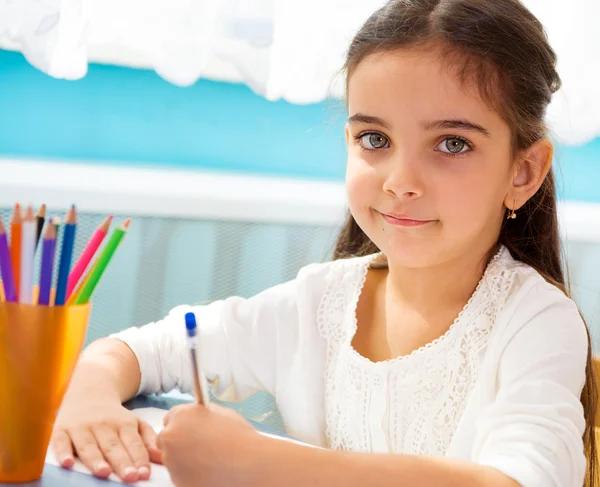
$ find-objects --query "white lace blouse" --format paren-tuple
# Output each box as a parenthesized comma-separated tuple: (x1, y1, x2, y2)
(112, 246, 588, 487)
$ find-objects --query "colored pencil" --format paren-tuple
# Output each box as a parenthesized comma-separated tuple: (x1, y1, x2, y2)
(74, 219, 130, 305)
(38, 220, 57, 306)
(0, 218, 17, 303)
(19, 206, 36, 304)
(35, 204, 46, 251)
(66, 215, 112, 300)
(54, 206, 77, 306)
(66, 260, 93, 306)
(9, 203, 22, 300)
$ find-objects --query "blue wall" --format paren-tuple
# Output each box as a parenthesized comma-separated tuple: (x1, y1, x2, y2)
(0, 49, 598, 202)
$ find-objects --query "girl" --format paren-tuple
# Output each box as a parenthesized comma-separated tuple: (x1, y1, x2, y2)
(51, 0, 597, 486)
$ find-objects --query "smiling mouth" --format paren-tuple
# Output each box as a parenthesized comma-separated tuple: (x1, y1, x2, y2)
(379, 212, 435, 227)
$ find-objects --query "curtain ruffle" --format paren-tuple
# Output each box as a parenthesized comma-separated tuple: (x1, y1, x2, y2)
(0, 0, 597, 145)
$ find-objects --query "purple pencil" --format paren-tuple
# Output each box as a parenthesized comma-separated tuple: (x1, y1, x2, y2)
(0, 217, 17, 302)
(38, 220, 57, 306)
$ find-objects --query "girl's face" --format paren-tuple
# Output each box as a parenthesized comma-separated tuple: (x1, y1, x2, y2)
(345, 47, 515, 268)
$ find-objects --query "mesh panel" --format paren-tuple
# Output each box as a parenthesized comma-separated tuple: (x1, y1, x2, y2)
(0, 208, 339, 340)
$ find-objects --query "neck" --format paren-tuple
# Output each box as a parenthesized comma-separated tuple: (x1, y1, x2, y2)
(383, 245, 498, 322)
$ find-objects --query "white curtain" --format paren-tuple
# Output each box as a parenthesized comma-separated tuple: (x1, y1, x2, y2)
(0, 0, 598, 145)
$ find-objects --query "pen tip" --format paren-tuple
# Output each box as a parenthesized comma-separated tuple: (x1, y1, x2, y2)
(123, 218, 131, 229)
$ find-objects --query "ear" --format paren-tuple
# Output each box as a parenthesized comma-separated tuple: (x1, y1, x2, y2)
(505, 138, 553, 212)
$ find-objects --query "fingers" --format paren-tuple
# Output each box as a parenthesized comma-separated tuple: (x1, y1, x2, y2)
(162, 407, 177, 427)
(155, 430, 163, 451)
(209, 403, 250, 425)
(163, 403, 206, 427)
(208, 403, 234, 415)
(68, 428, 112, 478)
(162, 405, 184, 427)
(94, 425, 139, 483)
(139, 420, 163, 465)
(120, 424, 151, 480)
(156, 409, 185, 456)
(50, 429, 75, 469)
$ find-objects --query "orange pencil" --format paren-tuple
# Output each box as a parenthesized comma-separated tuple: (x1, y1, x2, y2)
(9, 203, 22, 300)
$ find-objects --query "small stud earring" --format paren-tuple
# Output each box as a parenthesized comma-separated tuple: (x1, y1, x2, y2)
(507, 200, 517, 220)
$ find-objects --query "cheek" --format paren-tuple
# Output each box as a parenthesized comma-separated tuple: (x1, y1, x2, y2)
(345, 156, 373, 208)
(437, 170, 506, 231)
(345, 158, 386, 229)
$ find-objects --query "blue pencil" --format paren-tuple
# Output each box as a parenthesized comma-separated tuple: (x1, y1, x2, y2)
(54, 206, 77, 306)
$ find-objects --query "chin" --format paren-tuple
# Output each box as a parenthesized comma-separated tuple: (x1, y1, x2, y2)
(383, 246, 442, 269)
(373, 232, 448, 269)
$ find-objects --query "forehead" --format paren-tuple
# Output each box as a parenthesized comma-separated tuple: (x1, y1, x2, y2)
(347, 48, 508, 134)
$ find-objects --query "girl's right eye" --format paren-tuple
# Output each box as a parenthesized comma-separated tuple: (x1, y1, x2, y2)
(356, 132, 390, 152)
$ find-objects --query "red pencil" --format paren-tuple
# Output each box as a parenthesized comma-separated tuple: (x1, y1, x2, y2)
(9, 203, 22, 300)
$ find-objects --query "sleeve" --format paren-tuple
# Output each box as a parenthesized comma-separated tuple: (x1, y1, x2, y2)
(110, 262, 329, 399)
(472, 283, 589, 487)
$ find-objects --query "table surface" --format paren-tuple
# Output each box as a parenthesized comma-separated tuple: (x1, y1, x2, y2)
(1, 394, 287, 487)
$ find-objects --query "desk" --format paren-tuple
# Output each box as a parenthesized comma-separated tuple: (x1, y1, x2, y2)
(1, 394, 289, 487)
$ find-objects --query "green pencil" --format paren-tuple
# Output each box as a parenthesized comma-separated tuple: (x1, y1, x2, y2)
(74, 219, 130, 305)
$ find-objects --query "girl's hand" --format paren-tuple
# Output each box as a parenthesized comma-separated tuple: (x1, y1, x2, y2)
(51, 397, 163, 483)
(157, 403, 264, 487)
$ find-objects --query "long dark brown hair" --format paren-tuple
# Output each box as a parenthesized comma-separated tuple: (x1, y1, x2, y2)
(334, 0, 597, 483)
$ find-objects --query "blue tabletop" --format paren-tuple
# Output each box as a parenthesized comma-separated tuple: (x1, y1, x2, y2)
(1, 395, 286, 487)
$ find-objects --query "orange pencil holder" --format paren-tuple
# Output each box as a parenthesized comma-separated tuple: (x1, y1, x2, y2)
(0, 301, 91, 483)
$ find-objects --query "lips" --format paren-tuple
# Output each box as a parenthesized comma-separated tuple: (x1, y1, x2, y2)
(379, 211, 435, 227)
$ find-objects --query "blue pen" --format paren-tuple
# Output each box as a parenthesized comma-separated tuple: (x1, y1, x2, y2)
(54, 206, 77, 306)
(185, 312, 210, 406)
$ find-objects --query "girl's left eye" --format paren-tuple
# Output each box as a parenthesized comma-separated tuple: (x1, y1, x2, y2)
(435, 136, 473, 155)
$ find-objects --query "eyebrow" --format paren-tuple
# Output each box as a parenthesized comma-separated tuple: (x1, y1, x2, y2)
(348, 113, 491, 138)
(423, 119, 490, 137)
(347, 113, 392, 130)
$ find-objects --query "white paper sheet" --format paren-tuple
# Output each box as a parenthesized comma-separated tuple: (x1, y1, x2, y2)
(45, 407, 318, 485)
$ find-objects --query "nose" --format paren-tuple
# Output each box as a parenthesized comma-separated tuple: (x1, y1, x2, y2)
(381, 157, 424, 199)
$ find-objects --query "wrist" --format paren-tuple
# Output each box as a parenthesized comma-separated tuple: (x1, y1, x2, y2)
(246, 431, 341, 487)
(66, 363, 123, 403)
(237, 430, 273, 487)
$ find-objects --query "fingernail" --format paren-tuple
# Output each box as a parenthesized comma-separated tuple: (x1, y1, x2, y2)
(138, 466, 150, 478)
(59, 454, 73, 466)
(94, 461, 109, 473)
(123, 466, 137, 477)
